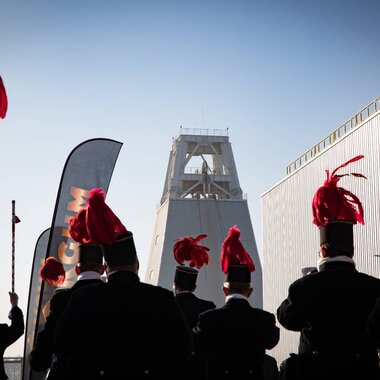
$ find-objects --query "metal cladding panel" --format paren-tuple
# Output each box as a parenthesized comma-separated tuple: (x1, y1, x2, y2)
(144, 201, 169, 284)
(262, 111, 380, 364)
(145, 198, 261, 308)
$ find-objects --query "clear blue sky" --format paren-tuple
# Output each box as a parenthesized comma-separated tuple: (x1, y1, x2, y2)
(1, 0, 380, 356)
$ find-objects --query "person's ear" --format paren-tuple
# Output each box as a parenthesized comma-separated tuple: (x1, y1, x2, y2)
(99, 264, 106, 275)
(247, 286, 253, 298)
(320, 246, 328, 258)
(223, 286, 229, 297)
(75, 264, 81, 276)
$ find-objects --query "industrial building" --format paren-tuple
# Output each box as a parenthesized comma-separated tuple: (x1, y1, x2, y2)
(144, 96, 380, 365)
(262, 96, 380, 363)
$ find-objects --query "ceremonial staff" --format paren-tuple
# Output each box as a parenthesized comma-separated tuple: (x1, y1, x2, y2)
(11, 200, 21, 292)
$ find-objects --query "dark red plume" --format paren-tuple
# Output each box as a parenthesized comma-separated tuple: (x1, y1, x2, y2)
(86, 188, 128, 245)
(173, 234, 210, 269)
(40, 257, 65, 286)
(69, 208, 91, 244)
(312, 155, 366, 227)
(220, 225, 255, 274)
(0, 76, 8, 119)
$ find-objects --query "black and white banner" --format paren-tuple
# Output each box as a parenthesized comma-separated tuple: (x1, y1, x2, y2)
(23, 138, 123, 380)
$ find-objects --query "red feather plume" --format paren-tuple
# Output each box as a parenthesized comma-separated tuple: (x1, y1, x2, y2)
(40, 257, 65, 286)
(173, 234, 210, 269)
(0, 76, 8, 119)
(69, 208, 91, 244)
(312, 155, 366, 227)
(86, 188, 128, 245)
(220, 225, 255, 274)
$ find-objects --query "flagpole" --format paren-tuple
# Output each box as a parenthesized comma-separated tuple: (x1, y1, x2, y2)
(12, 200, 16, 293)
(11, 200, 20, 292)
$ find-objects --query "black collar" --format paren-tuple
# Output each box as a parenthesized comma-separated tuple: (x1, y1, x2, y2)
(107, 270, 140, 282)
(319, 260, 356, 272)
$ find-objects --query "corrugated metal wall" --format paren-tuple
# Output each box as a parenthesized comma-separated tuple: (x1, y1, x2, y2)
(262, 111, 380, 364)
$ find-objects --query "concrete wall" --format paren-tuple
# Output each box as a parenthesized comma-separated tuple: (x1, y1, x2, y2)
(145, 197, 261, 308)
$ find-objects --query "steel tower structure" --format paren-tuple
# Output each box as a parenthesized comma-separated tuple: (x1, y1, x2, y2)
(144, 128, 261, 308)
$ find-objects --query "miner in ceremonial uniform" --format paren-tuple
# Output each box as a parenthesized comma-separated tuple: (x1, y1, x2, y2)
(55, 188, 193, 380)
(173, 233, 216, 329)
(0, 292, 24, 380)
(172, 234, 216, 379)
(193, 225, 280, 380)
(277, 155, 380, 380)
(30, 205, 105, 379)
(29, 257, 67, 378)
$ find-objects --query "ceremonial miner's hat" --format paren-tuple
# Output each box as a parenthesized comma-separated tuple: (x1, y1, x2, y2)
(312, 155, 366, 256)
(220, 225, 255, 283)
(82, 188, 136, 265)
(173, 234, 210, 289)
(69, 200, 103, 265)
(40, 257, 66, 286)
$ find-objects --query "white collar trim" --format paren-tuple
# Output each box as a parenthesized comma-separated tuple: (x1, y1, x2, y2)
(77, 271, 102, 281)
(225, 293, 248, 302)
(317, 255, 355, 271)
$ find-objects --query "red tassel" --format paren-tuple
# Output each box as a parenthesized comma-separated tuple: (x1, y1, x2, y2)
(86, 188, 128, 245)
(40, 257, 65, 286)
(220, 225, 255, 274)
(312, 155, 366, 227)
(69, 188, 129, 245)
(173, 234, 210, 269)
(0, 76, 8, 119)
(69, 208, 91, 243)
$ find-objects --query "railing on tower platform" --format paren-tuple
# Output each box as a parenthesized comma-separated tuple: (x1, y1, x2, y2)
(177, 127, 229, 137)
(286, 96, 380, 175)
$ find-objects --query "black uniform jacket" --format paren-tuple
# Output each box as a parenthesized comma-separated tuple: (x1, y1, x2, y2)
(30, 278, 103, 378)
(277, 260, 380, 380)
(175, 292, 216, 329)
(368, 296, 380, 346)
(0, 306, 24, 380)
(55, 270, 193, 380)
(175, 292, 216, 380)
(194, 297, 280, 380)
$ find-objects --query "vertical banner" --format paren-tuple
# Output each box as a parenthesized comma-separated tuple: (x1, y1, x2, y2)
(23, 228, 51, 380)
(23, 138, 123, 380)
